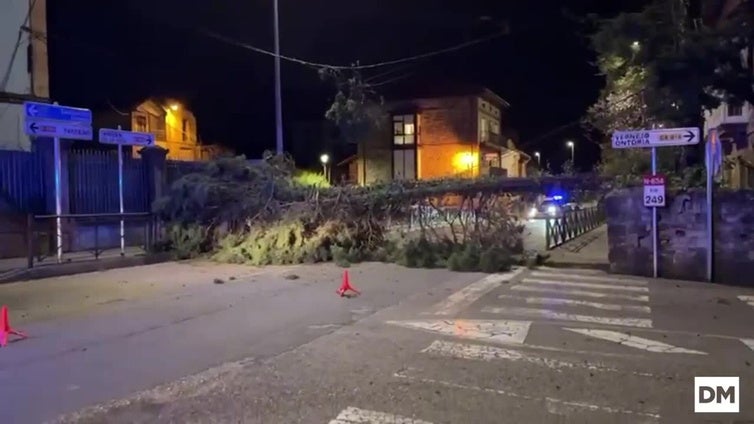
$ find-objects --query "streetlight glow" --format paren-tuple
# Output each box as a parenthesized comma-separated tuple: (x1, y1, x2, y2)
(534, 151, 541, 166)
(320, 154, 329, 164)
(566, 141, 575, 163)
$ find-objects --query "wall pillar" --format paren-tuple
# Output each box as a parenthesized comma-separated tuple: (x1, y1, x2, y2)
(139, 146, 168, 208)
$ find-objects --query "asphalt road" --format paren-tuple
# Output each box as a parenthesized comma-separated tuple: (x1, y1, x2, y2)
(34, 265, 754, 424)
(0, 262, 487, 424)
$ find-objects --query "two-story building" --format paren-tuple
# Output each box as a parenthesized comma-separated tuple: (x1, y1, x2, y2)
(347, 84, 529, 185)
(94, 97, 232, 161)
(703, 0, 754, 188)
(0, 0, 49, 151)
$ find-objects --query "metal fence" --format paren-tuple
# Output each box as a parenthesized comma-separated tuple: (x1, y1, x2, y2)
(68, 149, 150, 213)
(0, 149, 49, 213)
(545, 206, 605, 249)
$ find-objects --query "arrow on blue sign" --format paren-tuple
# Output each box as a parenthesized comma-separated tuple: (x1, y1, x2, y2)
(23, 101, 92, 124)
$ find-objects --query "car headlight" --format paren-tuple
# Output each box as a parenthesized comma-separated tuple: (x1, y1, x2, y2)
(528, 208, 537, 218)
(547, 205, 557, 215)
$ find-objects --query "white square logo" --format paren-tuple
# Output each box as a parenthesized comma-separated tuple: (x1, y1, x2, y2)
(695, 377, 740, 413)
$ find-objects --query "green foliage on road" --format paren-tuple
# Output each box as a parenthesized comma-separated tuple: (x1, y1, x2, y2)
(584, 0, 754, 188)
(154, 154, 538, 272)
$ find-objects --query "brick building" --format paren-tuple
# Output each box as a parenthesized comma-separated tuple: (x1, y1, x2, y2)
(343, 84, 529, 185)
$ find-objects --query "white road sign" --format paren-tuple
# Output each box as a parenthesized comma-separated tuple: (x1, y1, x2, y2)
(612, 127, 700, 149)
(643, 174, 666, 207)
(25, 120, 93, 140)
(98, 128, 155, 146)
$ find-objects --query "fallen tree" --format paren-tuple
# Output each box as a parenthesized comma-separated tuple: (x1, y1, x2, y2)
(154, 154, 551, 271)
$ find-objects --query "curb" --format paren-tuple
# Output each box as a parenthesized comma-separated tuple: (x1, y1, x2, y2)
(540, 260, 611, 273)
(0, 253, 174, 284)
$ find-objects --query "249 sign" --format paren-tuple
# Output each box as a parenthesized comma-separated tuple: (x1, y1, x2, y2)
(643, 174, 666, 208)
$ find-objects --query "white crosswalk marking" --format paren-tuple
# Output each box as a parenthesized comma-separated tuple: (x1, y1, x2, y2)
(510, 284, 650, 302)
(421, 340, 657, 377)
(523, 278, 649, 293)
(498, 294, 652, 313)
(530, 271, 648, 286)
(563, 328, 707, 355)
(482, 306, 653, 328)
(329, 407, 433, 424)
(738, 295, 754, 307)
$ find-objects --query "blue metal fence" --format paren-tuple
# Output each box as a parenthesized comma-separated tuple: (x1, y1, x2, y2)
(68, 149, 150, 213)
(0, 149, 49, 213)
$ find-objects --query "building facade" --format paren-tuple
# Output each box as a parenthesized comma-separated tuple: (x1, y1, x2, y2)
(354, 87, 529, 185)
(702, 0, 754, 188)
(0, 0, 49, 151)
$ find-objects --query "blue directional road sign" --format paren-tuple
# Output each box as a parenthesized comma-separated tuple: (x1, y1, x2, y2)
(25, 120, 93, 140)
(24, 101, 92, 123)
(98, 128, 155, 146)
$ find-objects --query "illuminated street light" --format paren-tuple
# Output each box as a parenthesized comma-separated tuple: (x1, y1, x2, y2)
(631, 41, 640, 52)
(566, 141, 575, 163)
(534, 151, 541, 166)
(320, 154, 330, 183)
(169, 103, 179, 111)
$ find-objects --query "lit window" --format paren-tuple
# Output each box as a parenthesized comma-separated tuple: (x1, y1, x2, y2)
(393, 114, 416, 145)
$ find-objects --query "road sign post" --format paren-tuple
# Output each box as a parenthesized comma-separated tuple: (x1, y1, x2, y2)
(24, 102, 93, 263)
(98, 128, 156, 256)
(612, 127, 700, 279)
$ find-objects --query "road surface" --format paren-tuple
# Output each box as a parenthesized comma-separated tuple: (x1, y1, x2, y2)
(3, 263, 754, 423)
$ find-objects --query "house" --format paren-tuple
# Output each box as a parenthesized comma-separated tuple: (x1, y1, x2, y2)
(341, 83, 529, 185)
(94, 98, 232, 161)
(702, 0, 754, 188)
(0, 0, 49, 151)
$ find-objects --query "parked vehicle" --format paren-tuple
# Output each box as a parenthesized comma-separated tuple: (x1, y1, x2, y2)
(527, 195, 580, 219)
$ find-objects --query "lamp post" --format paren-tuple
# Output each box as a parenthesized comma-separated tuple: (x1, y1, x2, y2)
(534, 151, 541, 166)
(320, 153, 330, 183)
(566, 141, 574, 163)
(273, 0, 284, 155)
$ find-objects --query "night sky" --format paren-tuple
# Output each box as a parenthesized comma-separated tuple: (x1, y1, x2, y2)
(45, 0, 646, 170)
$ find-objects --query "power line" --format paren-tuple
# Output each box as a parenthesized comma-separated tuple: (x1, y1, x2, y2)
(200, 28, 507, 70)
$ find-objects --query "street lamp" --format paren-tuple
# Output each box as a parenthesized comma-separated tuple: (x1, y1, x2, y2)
(320, 154, 330, 183)
(534, 151, 541, 166)
(631, 40, 641, 51)
(566, 141, 574, 163)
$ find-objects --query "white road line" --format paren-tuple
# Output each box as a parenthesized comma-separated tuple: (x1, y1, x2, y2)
(329, 407, 433, 424)
(498, 294, 652, 313)
(742, 339, 754, 352)
(523, 278, 649, 293)
(421, 340, 658, 377)
(393, 372, 661, 420)
(530, 271, 648, 286)
(481, 306, 653, 328)
(510, 284, 650, 302)
(564, 328, 707, 355)
(545, 400, 660, 424)
(386, 319, 645, 359)
(426, 268, 525, 316)
(385, 319, 531, 344)
(738, 295, 754, 307)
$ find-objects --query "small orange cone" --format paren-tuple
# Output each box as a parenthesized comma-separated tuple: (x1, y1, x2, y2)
(0, 305, 27, 347)
(336, 270, 360, 297)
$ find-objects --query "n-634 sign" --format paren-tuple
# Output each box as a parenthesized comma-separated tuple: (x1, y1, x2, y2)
(643, 174, 666, 207)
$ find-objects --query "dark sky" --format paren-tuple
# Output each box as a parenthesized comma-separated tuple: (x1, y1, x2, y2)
(45, 0, 643, 170)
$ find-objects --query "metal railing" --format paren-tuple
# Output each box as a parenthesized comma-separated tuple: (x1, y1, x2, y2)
(23, 212, 162, 269)
(545, 206, 604, 250)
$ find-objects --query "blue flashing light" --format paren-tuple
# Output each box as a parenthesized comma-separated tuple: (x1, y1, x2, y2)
(552, 195, 563, 201)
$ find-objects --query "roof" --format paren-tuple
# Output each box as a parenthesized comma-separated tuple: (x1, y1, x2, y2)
(380, 76, 511, 108)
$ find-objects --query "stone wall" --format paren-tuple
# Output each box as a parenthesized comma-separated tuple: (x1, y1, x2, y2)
(606, 188, 754, 285)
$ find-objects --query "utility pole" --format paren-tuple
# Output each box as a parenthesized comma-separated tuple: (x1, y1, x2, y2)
(273, 0, 284, 155)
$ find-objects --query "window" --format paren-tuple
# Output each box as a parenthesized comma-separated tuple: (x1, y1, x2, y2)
(182, 119, 188, 141)
(133, 114, 147, 132)
(728, 103, 743, 117)
(393, 150, 416, 180)
(480, 117, 490, 142)
(393, 114, 416, 145)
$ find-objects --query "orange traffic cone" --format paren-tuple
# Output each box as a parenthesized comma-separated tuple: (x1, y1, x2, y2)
(336, 270, 361, 297)
(0, 305, 27, 347)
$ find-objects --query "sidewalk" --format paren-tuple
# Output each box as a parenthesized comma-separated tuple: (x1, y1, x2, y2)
(0, 247, 171, 284)
(544, 224, 609, 270)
